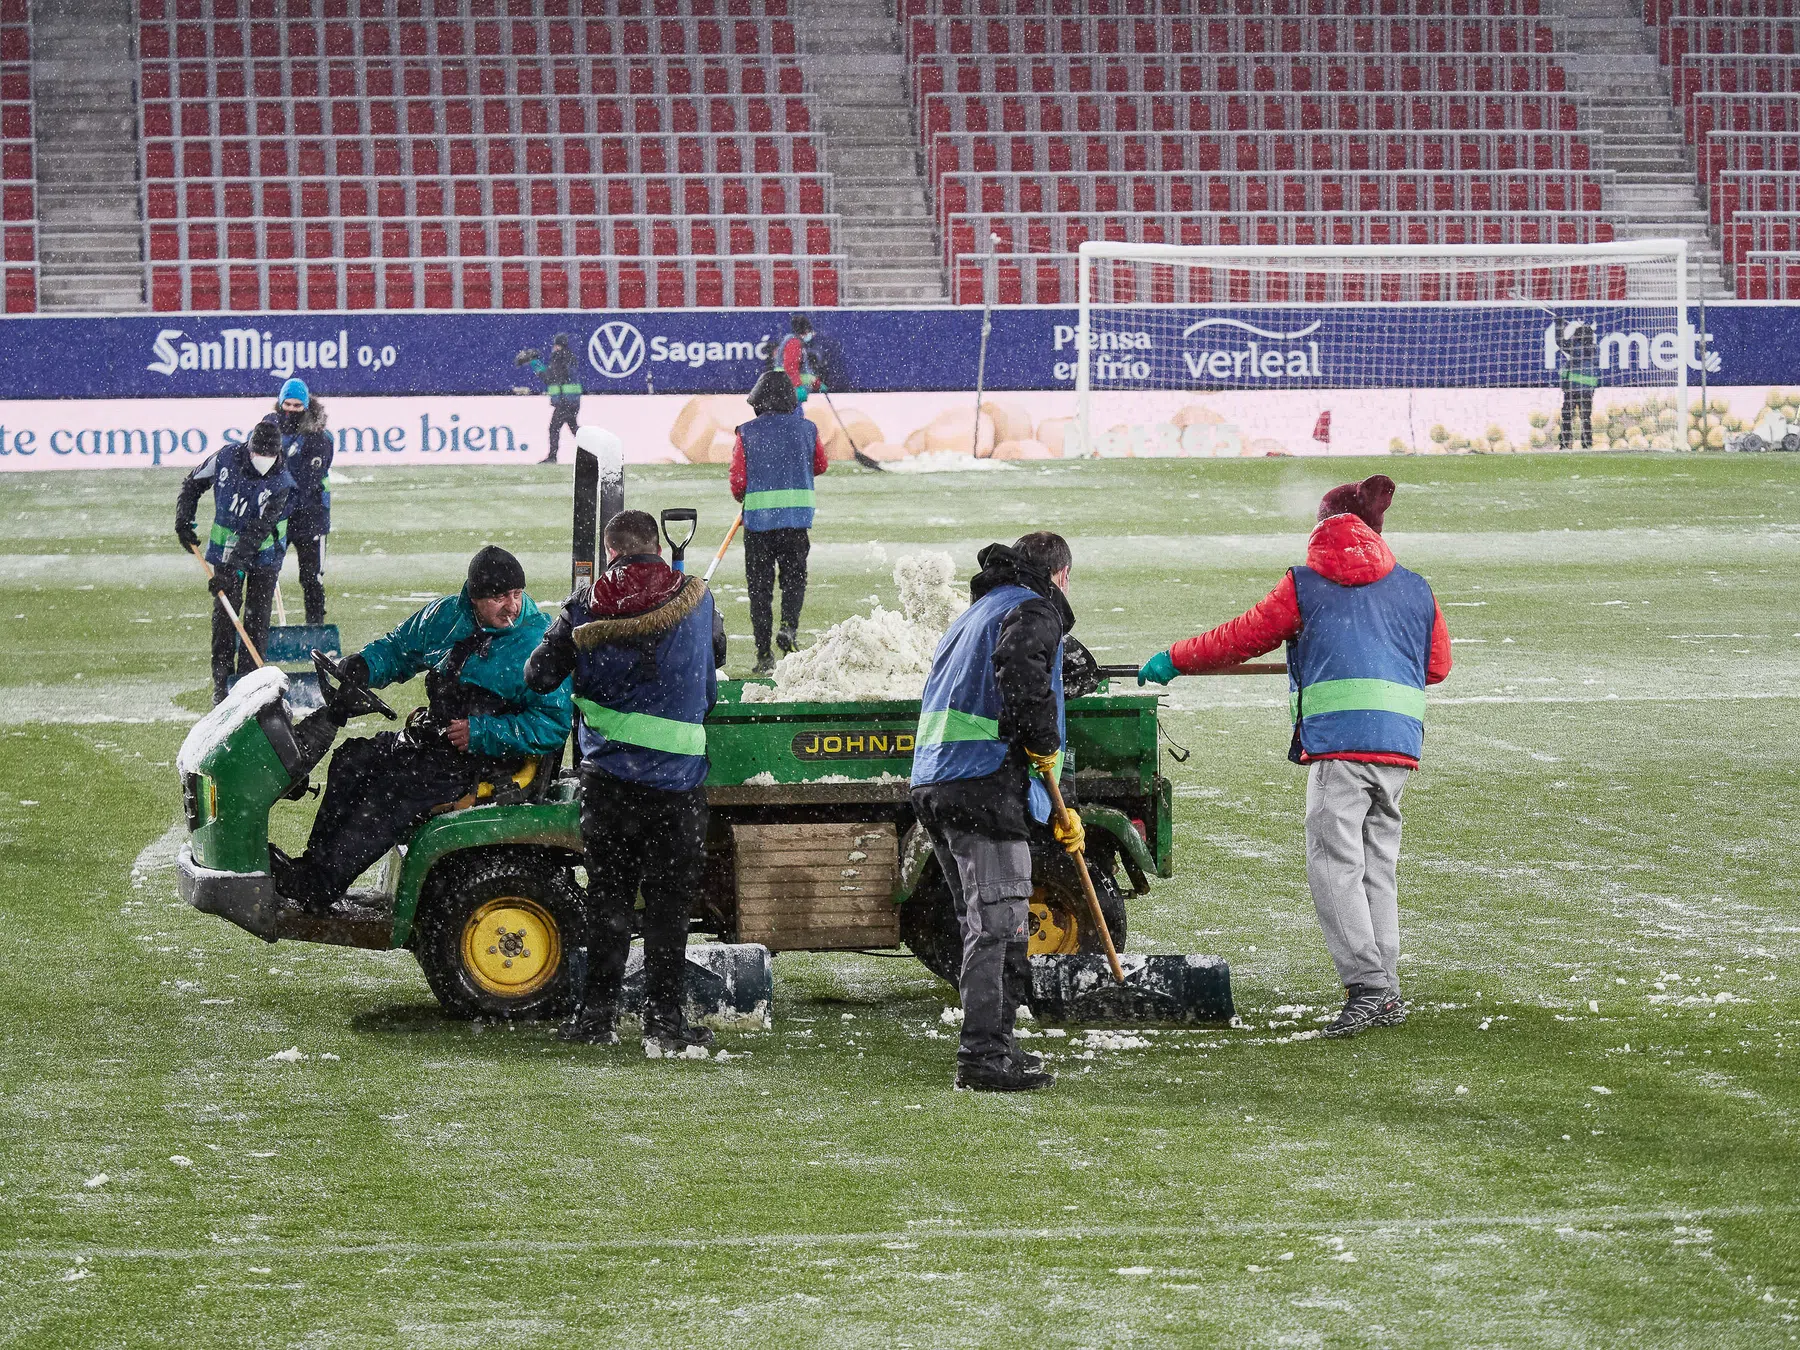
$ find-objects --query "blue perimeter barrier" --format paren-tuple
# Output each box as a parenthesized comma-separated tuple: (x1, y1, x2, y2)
(0, 305, 1795, 400)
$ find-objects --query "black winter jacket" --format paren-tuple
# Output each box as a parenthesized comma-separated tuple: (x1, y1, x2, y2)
(911, 543, 1076, 842)
(261, 398, 333, 535)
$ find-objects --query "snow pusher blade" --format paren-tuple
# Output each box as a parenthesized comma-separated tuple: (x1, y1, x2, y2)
(1029, 954, 1233, 1025)
(619, 942, 773, 1027)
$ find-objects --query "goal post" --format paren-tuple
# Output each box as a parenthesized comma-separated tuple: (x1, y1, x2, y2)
(1075, 240, 1694, 459)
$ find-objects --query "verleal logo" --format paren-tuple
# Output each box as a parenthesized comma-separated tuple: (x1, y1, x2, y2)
(588, 321, 647, 379)
(1181, 317, 1323, 381)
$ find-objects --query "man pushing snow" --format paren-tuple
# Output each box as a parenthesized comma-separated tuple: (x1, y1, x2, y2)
(1138, 475, 1452, 1038)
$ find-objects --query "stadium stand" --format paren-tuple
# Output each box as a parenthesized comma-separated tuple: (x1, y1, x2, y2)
(136, 0, 843, 311)
(1, 0, 33, 313)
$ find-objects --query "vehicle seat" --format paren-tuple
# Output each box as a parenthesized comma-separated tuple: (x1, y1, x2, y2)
(432, 745, 563, 816)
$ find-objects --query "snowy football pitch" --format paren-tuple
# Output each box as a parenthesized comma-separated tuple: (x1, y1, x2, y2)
(3, 453, 1797, 1347)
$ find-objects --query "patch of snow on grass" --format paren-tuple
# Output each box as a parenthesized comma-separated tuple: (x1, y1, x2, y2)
(883, 452, 1020, 474)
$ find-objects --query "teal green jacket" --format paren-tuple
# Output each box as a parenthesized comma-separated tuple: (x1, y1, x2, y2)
(359, 585, 572, 760)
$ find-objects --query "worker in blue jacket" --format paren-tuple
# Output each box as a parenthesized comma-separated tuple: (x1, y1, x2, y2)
(270, 546, 573, 914)
(731, 370, 829, 674)
(260, 377, 333, 624)
(911, 533, 1083, 1093)
(175, 421, 295, 705)
(525, 510, 728, 1054)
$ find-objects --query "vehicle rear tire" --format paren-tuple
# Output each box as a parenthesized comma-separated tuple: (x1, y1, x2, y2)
(899, 852, 1129, 987)
(413, 850, 585, 1022)
(898, 861, 962, 987)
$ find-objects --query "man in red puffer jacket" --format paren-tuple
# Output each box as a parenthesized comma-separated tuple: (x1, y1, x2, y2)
(1137, 474, 1452, 1039)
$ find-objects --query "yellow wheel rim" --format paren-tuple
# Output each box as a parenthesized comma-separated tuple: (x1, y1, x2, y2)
(1027, 884, 1082, 956)
(460, 897, 561, 999)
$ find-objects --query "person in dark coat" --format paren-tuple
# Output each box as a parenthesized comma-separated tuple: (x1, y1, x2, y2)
(518, 332, 583, 465)
(1556, 321, 1599, 451)
(731, 370, 830, 675)
(175, 420, 294, 704)
(525, 510, 729, 1054)
(910, 533, 1084, 1093)
(270, 546, 573, 914)
(260, 377, 333, 625)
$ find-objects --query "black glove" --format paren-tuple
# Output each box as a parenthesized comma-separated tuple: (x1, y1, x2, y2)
(340, 653, 371, 689)
(515, 348, 540, 366)
(207, 568, 234, 597)
(176, 522, 200, 552)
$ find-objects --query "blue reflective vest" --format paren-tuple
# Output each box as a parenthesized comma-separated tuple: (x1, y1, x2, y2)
(738, 413, 818, 532)
(1287, 564, 1437, 761)
(912, 583, 1065, 824)
(204, 440, 294, 571)
(569, 580, 718, 792)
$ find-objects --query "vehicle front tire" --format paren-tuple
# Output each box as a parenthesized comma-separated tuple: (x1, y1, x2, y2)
(413, 849, 585, 1021)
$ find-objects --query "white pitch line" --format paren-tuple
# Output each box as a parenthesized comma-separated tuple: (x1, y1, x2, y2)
(10, 1204, 1789, 1264)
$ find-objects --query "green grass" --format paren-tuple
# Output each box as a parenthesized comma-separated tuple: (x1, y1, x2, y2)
(3, 454, 1799, 1347)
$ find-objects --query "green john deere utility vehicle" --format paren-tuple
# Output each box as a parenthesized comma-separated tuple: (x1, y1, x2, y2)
(174, 654, 1174, 1023)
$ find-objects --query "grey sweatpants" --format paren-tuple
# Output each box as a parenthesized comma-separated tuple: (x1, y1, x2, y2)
(930, 824, 1033, 1072)
(1305, 759, 1411, 995)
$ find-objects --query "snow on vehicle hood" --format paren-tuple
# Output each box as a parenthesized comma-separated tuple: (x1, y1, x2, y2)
(176, 666, 288, 776)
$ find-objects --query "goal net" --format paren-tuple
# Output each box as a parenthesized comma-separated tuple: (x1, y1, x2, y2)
(1075, 241, 1695, 459)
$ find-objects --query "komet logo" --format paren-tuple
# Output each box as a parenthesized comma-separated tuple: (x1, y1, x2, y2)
(588, 320, 647, 379)
(1181, 318, 1322, 381)
(1539, 321, 1719, 375)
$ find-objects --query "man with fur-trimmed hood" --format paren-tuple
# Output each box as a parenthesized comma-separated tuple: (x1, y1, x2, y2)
(525, 509, 728, 1055)
(260, 377, 334, 624)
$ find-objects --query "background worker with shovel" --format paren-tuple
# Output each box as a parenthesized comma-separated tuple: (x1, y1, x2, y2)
(260, 377, 334, 626)
(1137, 476, 1453, 1039)
(911, 533, 1083, 1093)
(731, 370, 830, 675)
(175, 421, 294, 705)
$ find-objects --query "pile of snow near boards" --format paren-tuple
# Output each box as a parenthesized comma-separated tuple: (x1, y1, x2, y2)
(740, 553, 965, 704)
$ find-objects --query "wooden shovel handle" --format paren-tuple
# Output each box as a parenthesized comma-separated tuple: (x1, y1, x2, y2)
(1040, 770, 1125, 984)
(188, 542, 265, 668)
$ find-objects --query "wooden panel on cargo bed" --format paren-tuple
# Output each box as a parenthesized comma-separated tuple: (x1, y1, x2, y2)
(731, 821, 900, 951)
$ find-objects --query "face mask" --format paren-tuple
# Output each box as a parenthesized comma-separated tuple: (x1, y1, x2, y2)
(249, 452, 278, 474)
(278, 410, 302, 431)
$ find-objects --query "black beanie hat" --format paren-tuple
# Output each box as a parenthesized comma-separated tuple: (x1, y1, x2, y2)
(249, 421, 281, 456)
(467, 545, 526, 599)
(748, 368, 797, 415)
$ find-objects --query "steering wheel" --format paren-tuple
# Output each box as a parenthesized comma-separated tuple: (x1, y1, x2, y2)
(312, 649, 398, 721)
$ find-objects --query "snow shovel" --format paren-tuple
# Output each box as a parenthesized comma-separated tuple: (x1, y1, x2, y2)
(1040, 769, 1125, 985)
(701, 511, 743, 584)
(661, 507, 698, 573)
(822, 388, 883, 472)
(187, 542, 265, 668)
(262, 580, 340, 666)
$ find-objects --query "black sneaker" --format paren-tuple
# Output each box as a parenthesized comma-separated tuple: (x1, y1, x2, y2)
(1321, 985, 1391, 1039)
(1009, 1048, 1044, 1074)
(750, 654, 776, 677)
(643, 1011, 715, 1057)
(954, 1060, 1055, 1092)
(1370, 994, 1409, 1028)
(556, 1004, 619, 1045)
(776, 624, 797, 653)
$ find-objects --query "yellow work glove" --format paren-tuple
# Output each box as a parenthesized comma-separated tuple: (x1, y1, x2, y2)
(1051, 809, 1085, 856)
(1025, 748, 1059, 779)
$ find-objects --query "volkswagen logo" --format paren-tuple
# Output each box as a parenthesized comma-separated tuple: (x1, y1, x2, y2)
(588, 321, 646, 379)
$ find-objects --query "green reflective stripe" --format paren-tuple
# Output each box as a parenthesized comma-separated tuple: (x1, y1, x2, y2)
(743, 488, 817, 512)
(209, 522, 237, 548)
(548, 383, 582, 395)
(1563, 371, 1599, 387)
(574, 696, 706, 757)
(1292, 678, 1427, 722)
(915, 707, 1000, 746)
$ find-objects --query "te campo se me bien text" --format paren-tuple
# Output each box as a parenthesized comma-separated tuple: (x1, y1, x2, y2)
(0, 412, 538, 463)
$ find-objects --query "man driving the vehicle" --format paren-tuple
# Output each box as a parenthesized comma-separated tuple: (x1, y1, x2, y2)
(271, 546, 572, 914)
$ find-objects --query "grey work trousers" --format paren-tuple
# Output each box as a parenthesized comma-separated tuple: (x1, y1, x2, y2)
(930, 824, 1033, 1072)
(1304, 758, 1411, 995)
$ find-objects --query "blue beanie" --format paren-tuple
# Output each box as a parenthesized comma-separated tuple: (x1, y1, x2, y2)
(279, 377, 310, 405)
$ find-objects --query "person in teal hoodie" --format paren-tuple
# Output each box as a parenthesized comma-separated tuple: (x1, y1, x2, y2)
(272, 546, 573, 914)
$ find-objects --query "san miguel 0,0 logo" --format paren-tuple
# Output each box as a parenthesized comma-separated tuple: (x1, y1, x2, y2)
(791, 730, 916, 762)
